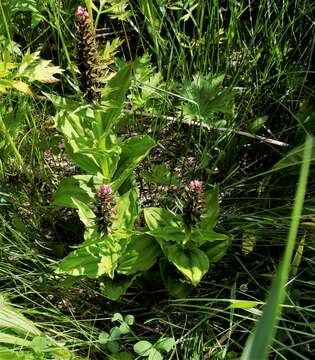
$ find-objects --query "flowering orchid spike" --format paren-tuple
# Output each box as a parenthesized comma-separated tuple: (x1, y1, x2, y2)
(75, 5, 102, 100)
(189, 180, 204, 191)
(96, 184, 114, 199)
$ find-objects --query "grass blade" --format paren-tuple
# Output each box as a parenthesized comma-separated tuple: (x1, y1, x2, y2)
(241, 136, 313, 360)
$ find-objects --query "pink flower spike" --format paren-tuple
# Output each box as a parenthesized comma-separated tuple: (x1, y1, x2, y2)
(75, 5, 89, 20)
(96, 184, 113, 199)
(189, 180, 204, 190)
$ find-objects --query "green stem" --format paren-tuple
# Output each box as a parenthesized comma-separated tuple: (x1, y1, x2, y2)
(0, 114, 24, 168)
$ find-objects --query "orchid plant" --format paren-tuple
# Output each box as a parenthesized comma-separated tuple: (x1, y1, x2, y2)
(47, 5, 230, 299)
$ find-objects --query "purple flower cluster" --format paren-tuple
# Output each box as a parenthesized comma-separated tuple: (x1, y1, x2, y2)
(96, 184, 113, 199)
(94, 184, 116, 234)
(75, 5, 89, 21)
(183, 180, 205, 227)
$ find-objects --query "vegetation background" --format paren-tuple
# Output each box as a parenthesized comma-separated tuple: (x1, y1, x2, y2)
(0, 0, 314, 359)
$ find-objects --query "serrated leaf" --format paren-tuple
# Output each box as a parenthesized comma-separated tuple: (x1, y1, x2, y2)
(18, 51, 63, 83)
(12, 80, 32, 94)
(72, 198, 96, 227)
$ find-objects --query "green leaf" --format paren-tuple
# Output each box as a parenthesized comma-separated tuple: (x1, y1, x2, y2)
(113, 135, 155, 189)
(148, 348, 163, 360)
(30, 336, 47, 354)
(53, 175, 104, 208)
(199, 186, 220, 230)
(124, 315, 134, 325)
(98, 331, 110, 345)
(101, 63, 133, 128)
(112, 313, 124, 323)
(155, 337, 175, 353)
(144, 208, 183, 231)
(143, 164, 180, 186)
(72, 198, 95, 227)
(149, 226, 187, 245)
(107, 340, 120, 353)
(117, 234, 161, 275)
(100, 275, 138, 300)
(56, 236, 120, 279)
(134, 341, 153, 356)
(190, 228, 228, 246)
(45, 94, 102, 174)
(166, 245, 209, 286)
(0, 296, 41, 336)
(180, 74, 234, 122)
(111, 188, 139, 231)
(227, 300, 261, 309)
(109, 352, 134, 360)
(204, 239, 231, 263)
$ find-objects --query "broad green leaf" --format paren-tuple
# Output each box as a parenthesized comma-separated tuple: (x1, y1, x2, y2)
(111, 188, 139, 231)
(98, 331, 110, 344)
(144, 208, 183, 231)
(100, 275, 138, 301)
(190, 228, 228, 245)
(166, 245, 209, 286)
(53, 175, 104, 208)
(199, 186, 220, 230)
(45, 94, 102, 174)
(101, 63, 133, 129)
(117, 234, 161, 275)
(112, 313, 124, 322)
(56, 236, 121, 279)
(72, 198, 96, 227)
(0, 296, 41, 336)
(78, 145, 121, 180)
(124, 315, 134, 326)
(113, 135, 155, 189)
(149, 226, 187, 245)
(204, 239, 231, 263)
